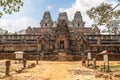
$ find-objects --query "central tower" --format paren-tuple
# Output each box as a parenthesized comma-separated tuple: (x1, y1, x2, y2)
(54, 18, 70, 53)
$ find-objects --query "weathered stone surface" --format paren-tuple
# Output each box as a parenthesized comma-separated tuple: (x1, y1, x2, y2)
(1, 11, 120, 59)
(40, 11, 53, 27)
(72, 11, 85, 27)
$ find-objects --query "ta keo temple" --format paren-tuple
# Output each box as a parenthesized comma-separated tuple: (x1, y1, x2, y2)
(0, 11, 120, 57)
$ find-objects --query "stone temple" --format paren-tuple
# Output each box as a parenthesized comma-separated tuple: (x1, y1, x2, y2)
(0, 11, 120, 56)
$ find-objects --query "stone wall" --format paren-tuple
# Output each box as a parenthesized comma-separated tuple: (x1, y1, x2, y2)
(0, 53, 120, 61)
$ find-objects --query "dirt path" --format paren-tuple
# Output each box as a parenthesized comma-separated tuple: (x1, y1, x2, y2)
(3, 61, 104, 80)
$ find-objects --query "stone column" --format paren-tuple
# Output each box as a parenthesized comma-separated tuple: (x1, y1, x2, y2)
(66, 40, 69, 49)
(37, 44, 40, 51)
(36, 57, 39, 64)
(97, 36, 101, 44)
(93, 57, 96, 69)
(23, 59, 27, 69)
(55, 40, 59, 49)
(5, 60, 10, 76)
(64, 39, 68, 49)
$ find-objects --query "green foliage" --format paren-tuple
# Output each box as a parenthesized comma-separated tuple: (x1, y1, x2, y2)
(87, 2, 120, 34)
(0, 0, 23, 17)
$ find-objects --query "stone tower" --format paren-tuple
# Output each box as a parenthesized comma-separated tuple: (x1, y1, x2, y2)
(54, 19, 70, 53)
(40, 11, 53, 27)
(57, 12, 69, 23)
(72, 11, 85, 27)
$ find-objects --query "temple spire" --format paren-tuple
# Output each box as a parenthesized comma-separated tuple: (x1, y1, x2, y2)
(40, 11, 53, 27)
(72, 11, 85, 27)
(57, 12, 68, 21)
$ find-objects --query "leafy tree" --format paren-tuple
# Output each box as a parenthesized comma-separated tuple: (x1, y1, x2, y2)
(87, 2, 120, 34)
(0, 0, 23, 17)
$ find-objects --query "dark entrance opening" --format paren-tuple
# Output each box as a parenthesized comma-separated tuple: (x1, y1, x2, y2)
(41, 44, 45, 50)
(60, 41, 64, 49)
(80, 44, 83, 51)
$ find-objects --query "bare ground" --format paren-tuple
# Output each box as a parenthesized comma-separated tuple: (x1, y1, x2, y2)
(0, 60, 120, 80)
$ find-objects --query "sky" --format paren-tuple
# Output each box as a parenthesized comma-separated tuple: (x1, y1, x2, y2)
(0, 0, 119, 32)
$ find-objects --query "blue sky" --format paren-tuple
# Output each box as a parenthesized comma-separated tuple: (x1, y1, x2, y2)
(0, 0, 119, 32)
(3, 0, 75, 20)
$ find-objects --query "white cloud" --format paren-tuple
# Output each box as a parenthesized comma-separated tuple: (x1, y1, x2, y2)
(0, 17, 39, 32)
(58, 0, 118, 29)
(47, 5, 53, 10)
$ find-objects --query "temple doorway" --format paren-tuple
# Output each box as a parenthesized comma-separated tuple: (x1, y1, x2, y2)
(60, 41, 64, 49)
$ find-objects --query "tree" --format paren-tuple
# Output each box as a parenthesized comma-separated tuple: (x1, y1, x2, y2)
(0, 0, 23, 17)
(87, 2, 120, 34)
